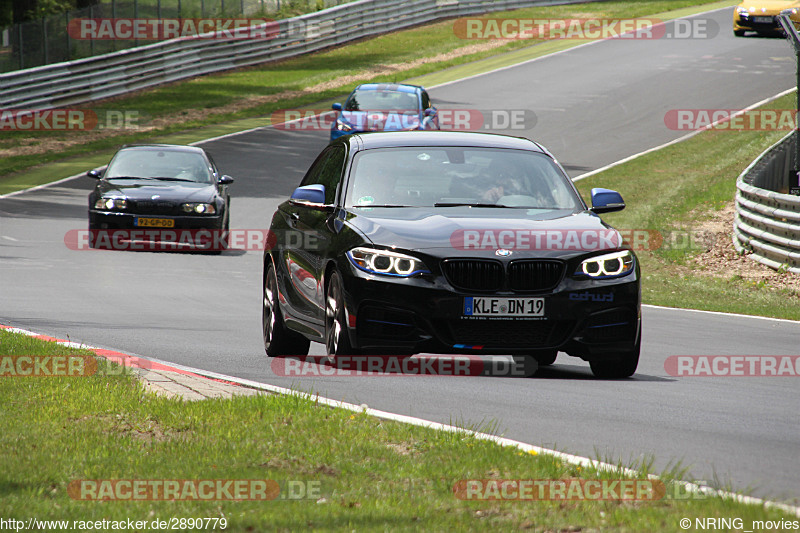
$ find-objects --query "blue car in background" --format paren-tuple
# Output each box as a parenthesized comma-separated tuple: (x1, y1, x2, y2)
(330, 83, 439, 140)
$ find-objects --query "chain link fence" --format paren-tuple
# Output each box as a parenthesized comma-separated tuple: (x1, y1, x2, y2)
(0, 0, 349, 72)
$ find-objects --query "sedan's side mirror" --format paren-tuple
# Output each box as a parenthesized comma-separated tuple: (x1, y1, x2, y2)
(290, 184, 328, 209)
(87, 169, 102, 179)
(590, 188, 625, 214)
(332, 103, 342, 111)
(218, 175, 234, 185)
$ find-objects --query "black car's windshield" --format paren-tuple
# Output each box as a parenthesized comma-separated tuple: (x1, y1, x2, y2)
(105, 150, 213, 184)
(345, 147, 583, 211)
(345, 90, 419, 111)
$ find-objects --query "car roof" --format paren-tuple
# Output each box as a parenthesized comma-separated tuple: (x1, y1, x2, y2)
(342, 131, 545, 152)
(118, 144, 207, 155)
(352, 83, 422, 94)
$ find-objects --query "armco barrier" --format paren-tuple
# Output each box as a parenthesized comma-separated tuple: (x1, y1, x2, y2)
(0, 0, 599, 110)
(734, 131, 800, 273)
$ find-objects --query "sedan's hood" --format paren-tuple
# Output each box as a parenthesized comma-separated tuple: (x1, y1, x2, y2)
(340, 110, 421, 132)
(97, 180, 215, 203)
(344, 207, 623, 256)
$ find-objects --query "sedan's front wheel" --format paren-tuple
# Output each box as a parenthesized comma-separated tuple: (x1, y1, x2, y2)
(589, 325, 641, 379)
(263, 263, 309, 357)
(325, 270, 355, 360)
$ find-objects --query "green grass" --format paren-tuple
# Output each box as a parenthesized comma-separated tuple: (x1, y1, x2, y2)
(578, 93, 800, 320)
(2, 328, 797, 531)
(0, 0, 733, 194)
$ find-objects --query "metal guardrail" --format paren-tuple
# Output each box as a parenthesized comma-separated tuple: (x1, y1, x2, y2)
(733, 131, 800, 273)
(0, 0, 594, 110)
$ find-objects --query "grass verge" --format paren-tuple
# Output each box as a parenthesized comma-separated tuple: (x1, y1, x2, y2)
(0, 0, 733, 194)
(2, 328, 798, 531)
(578, 92, 800, 320)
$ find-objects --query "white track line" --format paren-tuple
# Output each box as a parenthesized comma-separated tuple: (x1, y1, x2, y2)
(3, 321, 799, 516)
(573, 88, 796, 182)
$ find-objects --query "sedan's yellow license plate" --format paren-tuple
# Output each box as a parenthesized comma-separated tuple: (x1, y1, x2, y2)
(463, 297, 544, 317)
(136, 217, 175, 228)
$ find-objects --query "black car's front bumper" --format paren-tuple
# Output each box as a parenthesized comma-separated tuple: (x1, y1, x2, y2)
(89, 210, 225, 230)
(337, 258, 641, 361)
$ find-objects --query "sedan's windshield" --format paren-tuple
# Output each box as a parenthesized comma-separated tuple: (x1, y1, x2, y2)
(105, 150, 213, 183)
(345, 147, 583, 211)
(345, 90, 419, 111)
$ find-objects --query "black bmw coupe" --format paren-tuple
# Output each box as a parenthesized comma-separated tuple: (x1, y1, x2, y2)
(263, 131, 641, 378)
(87, 144, 233, 250)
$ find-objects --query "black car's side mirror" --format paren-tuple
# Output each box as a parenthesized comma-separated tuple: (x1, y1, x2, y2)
(589, 188, 625, 214)
(218, 175, 235, 185)
(289, 184, 330, 210)
(87, 169, 102, 179)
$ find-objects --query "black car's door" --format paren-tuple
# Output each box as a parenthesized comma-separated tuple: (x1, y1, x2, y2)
(280, 145, 347, 331)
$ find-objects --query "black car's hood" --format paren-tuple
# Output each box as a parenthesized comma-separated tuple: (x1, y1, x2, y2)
(97, 180, 215, 203)
(344, 207, 622, 256)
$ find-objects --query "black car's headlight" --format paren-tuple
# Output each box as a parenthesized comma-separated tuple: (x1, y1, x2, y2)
(347, 247, 430, 277)
(575, 250, 635, 279)
(181, 202, 216, 214)
(336, 118, 353, 132)
(94, 197, 127, 210)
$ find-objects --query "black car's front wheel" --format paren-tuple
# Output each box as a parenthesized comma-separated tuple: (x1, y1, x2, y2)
(325, 270, 355, 360)
(589, 325, 641, 379)
(263, 263, 309, 357)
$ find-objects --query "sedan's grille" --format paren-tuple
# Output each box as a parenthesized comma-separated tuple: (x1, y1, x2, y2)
(508, 260, 565, 292)
(443, 259, 565, 292)
(442, 260, 503, 292)
(448, 320, 574, 348)
(133, 200, 179, 215)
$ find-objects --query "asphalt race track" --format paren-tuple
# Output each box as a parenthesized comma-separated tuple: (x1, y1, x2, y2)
(2, 7, 799, 502)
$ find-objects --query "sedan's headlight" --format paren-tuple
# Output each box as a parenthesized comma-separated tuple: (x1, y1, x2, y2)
(347, 247, 429, 277)
(181, 202, 216, 214)
(576, 250, 635, 279)
(736, 7, 749, 15)
(94, 197, 127, 210)
(336, 118, 353, 132)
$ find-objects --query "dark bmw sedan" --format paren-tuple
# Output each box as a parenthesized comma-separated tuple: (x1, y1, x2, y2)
(88, 144, 233, 248)
(263, 131, 641, 378)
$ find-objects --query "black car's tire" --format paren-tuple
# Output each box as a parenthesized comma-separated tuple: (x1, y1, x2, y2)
(88, 225, 97, 249)
(734, 29, 746, 37)
(533, 351, 558, 366)
(263, 263, 310, 357)
(325, 270, 355, 360)
(589, 327, 641, 379)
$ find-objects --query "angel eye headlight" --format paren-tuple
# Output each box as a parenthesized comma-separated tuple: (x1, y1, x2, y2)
(94, 198, 127, 210)
(181, 203, 216, 214)
(347, 247, 429, 277)
(576, 250, 634, 279)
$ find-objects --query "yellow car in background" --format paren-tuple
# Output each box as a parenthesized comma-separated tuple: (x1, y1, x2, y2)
(733, 1, 800, 36)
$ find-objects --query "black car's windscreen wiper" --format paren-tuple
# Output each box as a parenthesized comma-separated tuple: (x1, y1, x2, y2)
(352, 204, 416, 208)
(106, 176, 157, 180)
(434, 202, 518, 208)
(151, 177, 201, 182)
